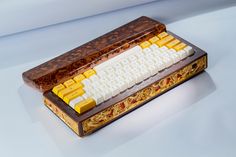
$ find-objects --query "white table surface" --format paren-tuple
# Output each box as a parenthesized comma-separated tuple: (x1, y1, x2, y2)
(0, 4, 236, 157)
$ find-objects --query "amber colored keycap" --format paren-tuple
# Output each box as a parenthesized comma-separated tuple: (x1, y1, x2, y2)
(63, 88, 85, 104)
(148, 36, 159, 44)
(157, 32, 168, 39)
(173, 43, 187, 51)
(166, 39, 180, 49)
(52, 84, 65, 95)
(74, 98, 96, 114)
(83, 69, 96, 78)
(155, 35, 174, 47)
(58, 83, 83, 99)
(140, 41, 151, 49)
(74, 74, 86, 83)
(63, 79, 75, 87)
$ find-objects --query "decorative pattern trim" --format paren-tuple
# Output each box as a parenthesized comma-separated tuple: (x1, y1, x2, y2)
(44, 98, 79, 135)
(82, 56, 207, 135)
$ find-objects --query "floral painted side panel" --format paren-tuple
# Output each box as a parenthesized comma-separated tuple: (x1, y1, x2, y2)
(82, 56, 207, 135)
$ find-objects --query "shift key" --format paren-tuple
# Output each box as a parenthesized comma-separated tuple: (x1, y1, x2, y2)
(58, 83, 83, 99)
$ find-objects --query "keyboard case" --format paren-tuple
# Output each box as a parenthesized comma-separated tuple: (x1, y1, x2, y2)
(22, 16, 207, 137)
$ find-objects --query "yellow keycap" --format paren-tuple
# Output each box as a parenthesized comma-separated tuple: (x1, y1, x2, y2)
(74, 74, 85, 83)
(157, 32, 168, 39)
(166, 39, 180, 48)
(58, 83, 83, 99)
(148, 36, 159, 44)
(52, 84, 65, 95)
(155, 35, 174, 47)
(173, 43, 187, 51)
(74, 98, 96, 114)
(63, 89, 85, 104)
(83, 69, 96, 78)
(140, 41, 151, 49)
(63, 79, 75, 87)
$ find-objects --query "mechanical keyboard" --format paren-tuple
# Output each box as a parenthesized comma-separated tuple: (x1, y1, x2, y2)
(22, 16, 207, 137)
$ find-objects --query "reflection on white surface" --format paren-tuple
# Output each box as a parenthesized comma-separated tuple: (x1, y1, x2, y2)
(18, 72, 216, 156)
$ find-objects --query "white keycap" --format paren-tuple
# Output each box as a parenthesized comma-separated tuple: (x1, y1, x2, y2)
(109, 85, 120, 97)
(159, 46, 168, 52)
(153, 49, 162, 55)
(173, 54, 181, 63)
(144, 56, 156, 66)
(103, 88, 113, 100)
(134, 71, 144, 83)
(116, 80, 127, 92)
(167, 51, 178, 64)
(145, 54, 156, 62)
(124, 79, 132, 88)
(93, 62, 108, 72)
(184, 46, 194, 56)
(82, 93, 90, 99)
(157, 62, 165, 71)
(130, 60, 140, 67)
(104, 66, 115, 73)
(143, 48, 152, 55)
(110, 46, 142, 63)
(134, 51, 144, 59)
(152, 55, 162, 63)
(137, 58, 147, 65)
(81, 79, 92, 87)
(148, 65, 158, 76)
(128, 55, 138, 63)
(129, 69, 141, 83)
(89, 75, 100, 82)
(169, 48, 176, 53)
(69, 96, 84, 108)
(113, 62, 123, 70)
(127, 76, 136, 88)
(92, 93, 104, 105)
(95, 70, 106, 78)
(149, 44, 159, 51)
(120, 59, 130, 66)
(83, 86, 94, 97)
(131, 45, 142, 54)
(94, 84, 109, 100)
(162, 58, 172, 68)
(178, 50, 188, 59)
(114, 74, 124, 83)
(91, 84, 102, 93)
(138, 66, 150, 80)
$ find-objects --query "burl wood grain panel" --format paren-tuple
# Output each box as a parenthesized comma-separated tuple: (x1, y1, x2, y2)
(22, 16, 166, 92)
